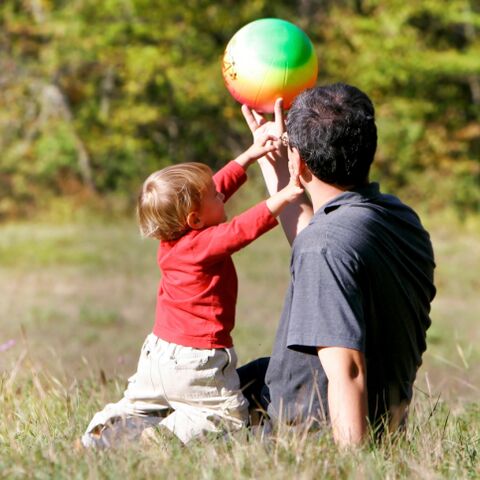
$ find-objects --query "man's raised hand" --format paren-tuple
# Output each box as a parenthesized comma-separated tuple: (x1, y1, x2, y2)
(241, 98, 286, 166)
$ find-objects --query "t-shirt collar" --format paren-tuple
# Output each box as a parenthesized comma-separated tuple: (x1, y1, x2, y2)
(317, 182, 381, 216)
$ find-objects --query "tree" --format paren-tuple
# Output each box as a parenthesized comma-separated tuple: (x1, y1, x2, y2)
(1, 0, 479, 218)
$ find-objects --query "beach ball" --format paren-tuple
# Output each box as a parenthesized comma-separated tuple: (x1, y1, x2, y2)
(222, 18, 318, 113)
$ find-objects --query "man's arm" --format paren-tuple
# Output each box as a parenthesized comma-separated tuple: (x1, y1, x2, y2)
(317, 346, 368, 447)
(257, 154, 312, 245)
(242, 99, 313, 245)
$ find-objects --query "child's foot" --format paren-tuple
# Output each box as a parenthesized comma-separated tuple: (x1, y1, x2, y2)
(81, 416, 165, 449)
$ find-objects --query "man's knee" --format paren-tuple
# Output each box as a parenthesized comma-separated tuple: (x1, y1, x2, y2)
(237, 357, 271, 419)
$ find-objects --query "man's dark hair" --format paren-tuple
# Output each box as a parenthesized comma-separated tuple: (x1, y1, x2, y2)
(286, 83, 377, 187)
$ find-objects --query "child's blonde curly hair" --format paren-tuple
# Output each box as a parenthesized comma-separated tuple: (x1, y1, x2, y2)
(137, 162, 213, 241)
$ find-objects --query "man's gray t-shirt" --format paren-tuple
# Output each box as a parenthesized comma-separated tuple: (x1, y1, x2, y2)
(265, 183, 436, 428)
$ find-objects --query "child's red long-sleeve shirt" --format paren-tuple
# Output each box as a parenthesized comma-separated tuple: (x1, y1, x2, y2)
(153, 161, 278, 349)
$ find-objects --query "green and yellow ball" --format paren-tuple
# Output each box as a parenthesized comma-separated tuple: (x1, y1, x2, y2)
(222, 18, 318, 113)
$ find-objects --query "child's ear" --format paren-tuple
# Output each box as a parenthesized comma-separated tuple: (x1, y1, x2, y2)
(186, 212, 204, 230)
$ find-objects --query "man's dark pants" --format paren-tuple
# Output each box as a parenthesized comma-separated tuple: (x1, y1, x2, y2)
(237, 357, 270, 420)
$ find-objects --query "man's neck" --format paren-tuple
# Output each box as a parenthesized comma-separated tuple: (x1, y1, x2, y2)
(306, 178, 352, 213)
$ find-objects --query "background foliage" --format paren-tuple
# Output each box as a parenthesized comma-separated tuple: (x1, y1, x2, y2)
(1, 0, 479, 218)
(0, 214, 479, 478)
(1, 3, 479, 476)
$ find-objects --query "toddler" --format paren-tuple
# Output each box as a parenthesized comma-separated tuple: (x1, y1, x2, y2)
(82, 133, 303, 447)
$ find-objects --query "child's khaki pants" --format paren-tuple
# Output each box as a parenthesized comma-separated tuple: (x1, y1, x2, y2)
(82, 334, 249, 446)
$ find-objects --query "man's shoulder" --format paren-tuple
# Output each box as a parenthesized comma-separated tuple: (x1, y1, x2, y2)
(294, 190, 428, 259)
(293, 201, 374, 251)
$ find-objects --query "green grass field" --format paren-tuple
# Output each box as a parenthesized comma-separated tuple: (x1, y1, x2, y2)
(0, 200, 479, 479)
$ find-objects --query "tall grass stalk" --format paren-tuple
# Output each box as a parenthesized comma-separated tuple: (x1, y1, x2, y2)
(0, 216, 479, 478)
(0, 350, 478, 479)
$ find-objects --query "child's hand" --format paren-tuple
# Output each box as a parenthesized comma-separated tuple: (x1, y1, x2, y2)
(247, 132, 281, 161)
(235, 133, 280, 169)
(241, 98, 286, 168)
(282, 159, 304, 201)
(265, 160, 304, 216)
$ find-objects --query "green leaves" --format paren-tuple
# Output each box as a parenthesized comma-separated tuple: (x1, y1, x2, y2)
(1, 0, 479, 217)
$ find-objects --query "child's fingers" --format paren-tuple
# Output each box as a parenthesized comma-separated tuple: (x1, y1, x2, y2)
(288, 160, 302, 188)
(262, 143, 279, 154)
(288, 158, 297, 177)
(295, 185, 304, 196)
(257, 133, 278, 146)
(285, 184, 304, 203)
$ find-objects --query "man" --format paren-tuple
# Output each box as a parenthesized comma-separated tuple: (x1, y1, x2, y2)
(239, 83, 436, 446)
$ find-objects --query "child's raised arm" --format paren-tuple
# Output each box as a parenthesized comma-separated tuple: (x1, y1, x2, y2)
(234, 133, 280, 170)
(265, 159, 304, 217)
(193, 160, 304, 264)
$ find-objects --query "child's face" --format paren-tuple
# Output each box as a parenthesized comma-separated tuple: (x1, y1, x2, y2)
(198, 179, 226, 227)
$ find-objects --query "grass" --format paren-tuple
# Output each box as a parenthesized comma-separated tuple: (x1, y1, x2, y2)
(0, 200, 479, 479)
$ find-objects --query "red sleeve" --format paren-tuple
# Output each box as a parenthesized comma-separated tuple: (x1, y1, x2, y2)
(213, 161, 247, 202)
(193, 201, 278, 263)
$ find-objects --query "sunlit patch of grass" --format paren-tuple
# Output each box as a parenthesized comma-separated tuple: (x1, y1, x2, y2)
(0, 221, 156, 271)
(0, 358, 478, 478)
(0, 224, 102, 267)
(78, 305, 124, 328)
(0, 210, 479, 477)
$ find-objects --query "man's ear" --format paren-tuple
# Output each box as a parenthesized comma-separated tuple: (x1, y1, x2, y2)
(291, 148, 311, 182)
(289, 149, 301, 176)
(289, 148, 309, 179)
(299, 158, 310, 179)
(186, 211, 204, 230)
